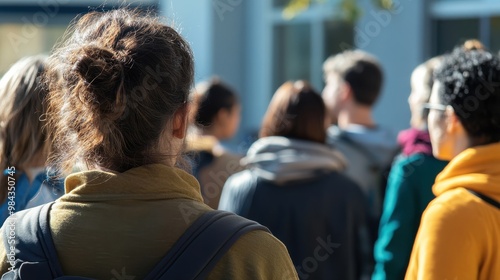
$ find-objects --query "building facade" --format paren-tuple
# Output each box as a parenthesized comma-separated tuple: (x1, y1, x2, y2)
(1, 0, 499, 150)
(161, 0, 500, 149)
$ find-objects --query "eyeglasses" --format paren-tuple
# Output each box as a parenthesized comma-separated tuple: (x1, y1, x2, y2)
(421, 103, 449, 116)
(422, 103, 448, 111)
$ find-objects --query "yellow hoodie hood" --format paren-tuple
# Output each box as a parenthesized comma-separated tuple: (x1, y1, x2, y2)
(433, 142, 500, 201)
(406, 142, 500, 280)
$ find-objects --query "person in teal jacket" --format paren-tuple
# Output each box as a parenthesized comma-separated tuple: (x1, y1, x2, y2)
(372, 56, 448, 280)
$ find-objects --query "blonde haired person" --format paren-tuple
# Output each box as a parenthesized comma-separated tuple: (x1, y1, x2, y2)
(372, 56, 448, 280)
(0, 55, 64, 225)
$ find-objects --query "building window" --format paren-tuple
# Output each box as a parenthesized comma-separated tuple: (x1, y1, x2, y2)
(489, 16, 500, 51)
(273, 22, 312, 91)
(0, 2, 158, 76)
(270, 1, 354, 93)
(0, 23, 69, 75)
(431, 0, 500, 54)
(434, 18, 480, 54)
(273, 0, 289, 8)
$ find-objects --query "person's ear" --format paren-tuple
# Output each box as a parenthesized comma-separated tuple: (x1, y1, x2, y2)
(340, 82, 353, 102)
(215, 108, 230, 125)
(446, 108, 466, 135)
(172, 104, 189, 139)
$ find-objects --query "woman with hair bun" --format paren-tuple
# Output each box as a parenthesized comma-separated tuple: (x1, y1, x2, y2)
(0, 55, 64, 225)
(0, 9, 297, 279)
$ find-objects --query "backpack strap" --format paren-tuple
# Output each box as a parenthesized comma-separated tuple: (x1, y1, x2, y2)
(144, 210, 270, 280)
(2, 207, 268, 280)
(1, 202, 67, 280)
(467, 189, 500, 210)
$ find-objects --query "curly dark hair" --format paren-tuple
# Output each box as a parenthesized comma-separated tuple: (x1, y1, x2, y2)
(434, 48, 500, 143)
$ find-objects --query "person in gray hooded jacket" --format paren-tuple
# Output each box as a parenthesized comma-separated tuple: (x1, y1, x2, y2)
(322, 50, 399, 240)
(219, 81, 373, 280)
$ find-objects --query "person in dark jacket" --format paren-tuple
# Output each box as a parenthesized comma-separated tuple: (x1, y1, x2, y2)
(372, 56, 448, 280)
(219, 80, 373, 280)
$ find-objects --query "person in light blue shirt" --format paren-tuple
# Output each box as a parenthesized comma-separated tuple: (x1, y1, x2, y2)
(0, 56, 64, 225)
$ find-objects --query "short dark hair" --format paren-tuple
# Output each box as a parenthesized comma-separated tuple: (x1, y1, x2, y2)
(260, 80, 326, 143)
(323, 50, 383, 106)
(434, 48, 500, 143)
(191, 77, 239, 127)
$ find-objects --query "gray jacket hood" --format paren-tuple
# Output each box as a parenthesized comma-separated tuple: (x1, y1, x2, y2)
(327, 124, 399, 168)
(242, 136, 346, 185)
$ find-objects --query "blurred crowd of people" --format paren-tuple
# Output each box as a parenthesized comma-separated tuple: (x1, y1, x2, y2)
(0, 8, 499, 280)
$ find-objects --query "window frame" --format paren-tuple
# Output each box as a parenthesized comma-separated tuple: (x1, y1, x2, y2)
(270, 0, 350, 92)
(430, 0, 500, 52)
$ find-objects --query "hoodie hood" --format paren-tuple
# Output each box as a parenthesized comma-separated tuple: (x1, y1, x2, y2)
(433, 142, 500, 201)
(327, 124, 399, 167)
(242, 136, 346, 185)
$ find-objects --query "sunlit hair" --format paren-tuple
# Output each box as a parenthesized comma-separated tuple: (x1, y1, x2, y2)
(413, 56, 443, 122)
(45, 9, 194, 176)
(462, 39, 485, 51)
(0, 55, 49, 202)
(260, 80, 327, 143)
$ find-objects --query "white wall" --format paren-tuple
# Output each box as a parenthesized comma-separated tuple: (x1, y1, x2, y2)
(160, 0, 268, 150)
(160, 0, 213, 82)
(356, 0, 428, 133)
(159, 0, 429, 147)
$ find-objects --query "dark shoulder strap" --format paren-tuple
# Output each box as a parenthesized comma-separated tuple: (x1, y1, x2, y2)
(3, 207, 268, 280)
(1, 202, 67, 280)
(467, 189, 500, 210)
(36, 202, 66, 276)
(144, 210, 270, 280)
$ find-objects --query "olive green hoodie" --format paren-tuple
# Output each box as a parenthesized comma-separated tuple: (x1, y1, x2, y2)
(0, 164, 297, 279)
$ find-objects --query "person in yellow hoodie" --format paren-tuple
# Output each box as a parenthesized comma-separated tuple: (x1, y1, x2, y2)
(0, 9, 298, 279)
(405, 46, 500, 279)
